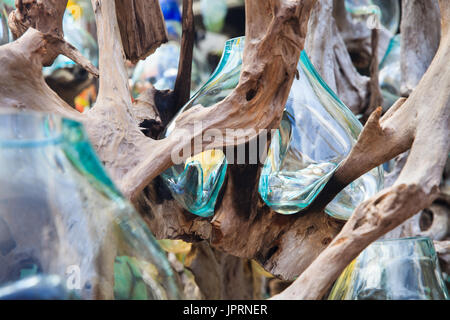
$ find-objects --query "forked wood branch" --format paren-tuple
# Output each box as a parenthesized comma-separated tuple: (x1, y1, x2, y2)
(1, 0, 337, 281)
(273, 0, 450, 299)
(8, 0, 98, 73)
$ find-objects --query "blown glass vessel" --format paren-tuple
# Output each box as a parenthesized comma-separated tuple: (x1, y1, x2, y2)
(160, 37, 244, 217)
(345, 0, 400, 34)
(328, 237, 449, 300)
(0, 0, 13, 45)
(200, 0, 228, 33)
(0, 111, 182, 300)
(259, 51, 383, 220)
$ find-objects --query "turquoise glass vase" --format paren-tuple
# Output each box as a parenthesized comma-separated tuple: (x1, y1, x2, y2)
(379, 34, 401, 110)
(160, 37, 244, 217)
(0, 111, 182, 300)
(345, 0, 400, 34)
(328, 237, 449, 300)
(258, 51, 383, 220)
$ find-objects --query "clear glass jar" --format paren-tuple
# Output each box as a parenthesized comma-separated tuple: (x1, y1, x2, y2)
(0, 0, 13, 46)
(0, 111, 182, 300)
(328, 237, 449, 300)
(258, 51, 383, 220)
(160, 37, 244, 217)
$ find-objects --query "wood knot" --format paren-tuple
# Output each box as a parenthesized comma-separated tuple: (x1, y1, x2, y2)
(305, 225, 316, 236)
(246, 88, 257, 101)
(321, 237, 332, 246)
(332, 237, 347, 246)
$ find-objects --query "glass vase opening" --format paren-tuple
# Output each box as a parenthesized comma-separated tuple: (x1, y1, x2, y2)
(328, 237, 449, 300)
(0, 111, 182, 300)
(160, 37, 244, 217)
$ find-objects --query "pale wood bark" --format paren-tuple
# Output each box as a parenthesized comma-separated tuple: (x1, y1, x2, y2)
(0, 0, 449, 299)
(305, 0, 370, 115)
(1, 0, 341, 283)
(273, 0, 450, 299)
(400, 0, 441, 96)
(8, 0, 98, 73)
(114, 0, 168, 63)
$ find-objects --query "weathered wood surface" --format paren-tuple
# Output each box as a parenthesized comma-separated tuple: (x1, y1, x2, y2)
(114, 0, 168, 63)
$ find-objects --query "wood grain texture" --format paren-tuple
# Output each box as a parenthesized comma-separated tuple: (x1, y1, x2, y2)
(8, 0, 98, 72)
(115, 0, 168, 63)
(273, 0, 450, 299)
(400, 0, 441, 95)
(1, 0, 449, 296)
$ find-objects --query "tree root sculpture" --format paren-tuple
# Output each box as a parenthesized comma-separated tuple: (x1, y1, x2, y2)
(0, 0, 448, 299)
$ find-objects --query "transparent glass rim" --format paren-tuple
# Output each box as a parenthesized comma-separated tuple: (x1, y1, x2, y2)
(224, 36, 245, 52)
(0, 110, 78, 148)
(372, 236, 433, 245)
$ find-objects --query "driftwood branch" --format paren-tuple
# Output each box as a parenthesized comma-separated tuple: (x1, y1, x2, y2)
(173, 0, 195, 110)
(0, 0, 448, 298)
(114, 0, 168, 63)
(149, 0, 196, 126)
(400, 0, 441, 96)
(304, 0, 371, 114)
(273, 0, 450, 299)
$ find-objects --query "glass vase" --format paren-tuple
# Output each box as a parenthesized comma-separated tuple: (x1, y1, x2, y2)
(0, 111, 182, 300)
(328, 237, 449, 300)
(160, 37, 244, 217)
(258, 51, 383, 220)
(379, 34, 401, 111)
(0, 0, 13, 46)
(345, 0, 400, 35)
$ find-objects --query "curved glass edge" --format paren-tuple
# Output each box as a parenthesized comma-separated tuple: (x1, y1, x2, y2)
(260, 51, 383, 216)
(379, 34, 401, 69)
(0, 111, 182, 299)
(199, 36, 245, 92)
(300, 51, 363, 136)
(61, 118, 123, 201)
(160, 37, 244, 216)
(301, 51, 384, 219)
(373, 236, 437, 245)
(258, 150, 338, 215)
(161, 155, 228, 217)
(63, 118, 185, 299)
(163, 36, 244, 137)
(114, 210, 183, 300)
(328, 236, 449, 300)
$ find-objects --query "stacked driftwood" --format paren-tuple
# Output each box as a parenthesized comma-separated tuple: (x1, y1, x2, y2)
(0, 0, 448, 299)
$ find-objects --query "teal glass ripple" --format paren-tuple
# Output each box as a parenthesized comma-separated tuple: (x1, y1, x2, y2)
(329, 237, 449, 300)
(258, 51, 384, 220)
(161, 37, 244, 217)
(0, 111, 182, 300)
